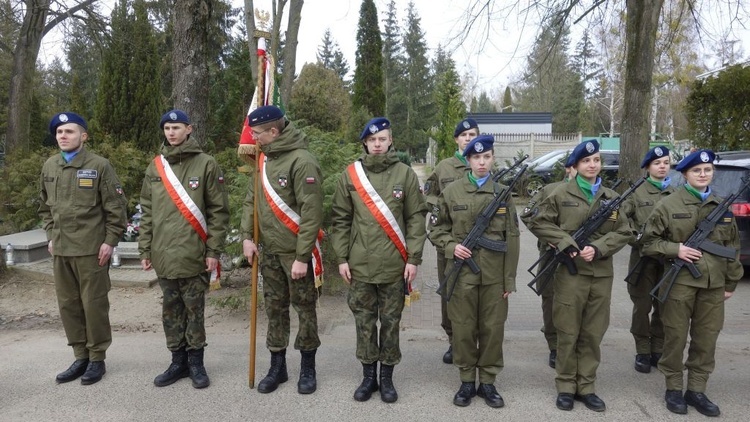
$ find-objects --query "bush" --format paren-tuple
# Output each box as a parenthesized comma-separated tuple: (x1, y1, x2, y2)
(0, 148, 54, 234)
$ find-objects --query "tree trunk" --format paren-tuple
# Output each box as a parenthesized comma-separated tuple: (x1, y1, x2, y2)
(620, 0, 663, 184)
(172, 0, 211, 146)
(270, 0, 287, 72)
(243, 0, 258, 83)
(6, 0, 50, 153)
(280, 0, 303, 107)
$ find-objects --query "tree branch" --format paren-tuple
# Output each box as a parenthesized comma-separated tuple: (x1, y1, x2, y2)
(43, 0, 98, 36)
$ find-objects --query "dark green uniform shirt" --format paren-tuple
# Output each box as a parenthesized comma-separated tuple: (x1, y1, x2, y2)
(330, 151, 427, 283)
(526, 180, 634, 277)
(620, 180, 675, 268)
(641, 186, 743, 292)
(139, 138, 230, 279)
(428, 176, 520, 291)
(39, 148, 128, 255)
(240, 121, 324, 263)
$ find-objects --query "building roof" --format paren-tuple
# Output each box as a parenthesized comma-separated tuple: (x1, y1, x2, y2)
(467, 112, 553, 125)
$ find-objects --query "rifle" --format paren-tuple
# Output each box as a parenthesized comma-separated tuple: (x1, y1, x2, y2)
(527, 176, 646, 295)
(649, 176, 750, 303)
(436, 155, 529, 301)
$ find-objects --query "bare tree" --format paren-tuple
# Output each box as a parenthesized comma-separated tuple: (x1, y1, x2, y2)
(6, 0, 100, 154)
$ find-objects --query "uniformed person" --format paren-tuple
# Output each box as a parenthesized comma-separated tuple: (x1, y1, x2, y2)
(39, 112, 128, 385)
(526, 140, 633, 412)
(139, 109, 230, 389)
(424, 118, 479, 364)
(241, 105, 325, 395)
(330, 117, 427, 403)
(520, 156, 576, 369)
(620, 146, 674, 374)
(641, 149, 742, 417)
(428, 135, 520, 408)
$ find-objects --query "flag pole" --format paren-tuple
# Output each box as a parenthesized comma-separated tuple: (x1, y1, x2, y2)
(248, 30, 271, 389)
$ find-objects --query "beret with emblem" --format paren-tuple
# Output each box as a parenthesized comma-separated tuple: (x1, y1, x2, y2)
(360, 117, 391, 140)
(675, 148, 715, 172)
(641, 146, 670, 168)
(249, 105, 284, 126)
(462, 135, 495, 157)
(49, 112, 87, 135)
(454, 118, 479, 138)
(160, 109, 191, 129)
(569, 139, 600, 166)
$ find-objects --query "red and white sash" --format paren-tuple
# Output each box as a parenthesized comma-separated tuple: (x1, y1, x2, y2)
(347, 161, 408, 262)
(153, 155, 220, 282)
(260, 153, 325, 287)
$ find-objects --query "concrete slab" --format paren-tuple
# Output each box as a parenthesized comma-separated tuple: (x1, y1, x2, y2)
(10, 258, 158, 288)
(0, 229, 50, 263)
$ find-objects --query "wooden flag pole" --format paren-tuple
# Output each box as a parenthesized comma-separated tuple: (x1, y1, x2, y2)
(248, 30, 271, 389)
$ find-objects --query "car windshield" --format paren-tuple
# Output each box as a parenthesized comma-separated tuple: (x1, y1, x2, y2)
(536, 152, 568, 168)
(530, 150, 567, 167)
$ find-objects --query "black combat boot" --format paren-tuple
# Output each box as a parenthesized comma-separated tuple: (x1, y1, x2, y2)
(379, 364, 398, 403)
(442, 345, 453, 364)
(353, 362, 378, 401)
(634, 354, 651, 373)
(548, 350, 557, 369)
(298, 349, 317, 394)
(154, 348, 189, 387)
(56, 359, 89, 383)
(80, 361, 106, 385)
(187, 348, 210, 389)
(258, 349, 288, 393)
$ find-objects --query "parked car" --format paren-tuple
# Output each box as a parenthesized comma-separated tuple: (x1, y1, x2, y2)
(523, 149, 620, 196)
(668, 150, 750, 266)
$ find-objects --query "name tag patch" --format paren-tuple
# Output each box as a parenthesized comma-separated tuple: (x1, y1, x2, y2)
(672, 213, 692, 219)
(453, 205, 468, 211)
(77, 169, 98, 179)
(562, 201, 579, 207)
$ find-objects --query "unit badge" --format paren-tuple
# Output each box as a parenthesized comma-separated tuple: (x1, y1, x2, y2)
(189, 177, 200, 190)
(393, 187, 403, 200)
(278, 176, 288, 188)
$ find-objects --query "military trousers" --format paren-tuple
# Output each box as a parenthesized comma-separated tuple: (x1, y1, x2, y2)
(538, 251, 557, 351)
(261, 252, 320, 352)
(347, 279, 404, 366)
(448, 281, 508, 384)
(553, 272, 612, 395)
(627, 256, 664, 354)
(159, 273, 209, 351)
(436, 250, 453, 343)
(659, 283, 724, 392)
(53, 255, 112, 361)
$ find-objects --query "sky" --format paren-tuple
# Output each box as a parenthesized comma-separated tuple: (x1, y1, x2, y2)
(35, 0, 750, 97)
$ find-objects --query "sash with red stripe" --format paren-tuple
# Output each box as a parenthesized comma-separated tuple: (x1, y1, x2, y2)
(153, 155, 220, 282)
(260, 153, 325, 287)
(347, 161, 408, 262)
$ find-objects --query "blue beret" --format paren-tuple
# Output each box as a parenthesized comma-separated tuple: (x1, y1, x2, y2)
(675, 149, 715, 172)
(249, 105, 284, 126)
(360, 117, 391, 140)
(462, 135, 495, 157)
(640, 146, 670, 168)
(569, 140, 600, 165)
(49, 112, 87, 135)
(563, 151, 576, 168)
(160, 109, 191, 129)
(454, 118, 479, 138)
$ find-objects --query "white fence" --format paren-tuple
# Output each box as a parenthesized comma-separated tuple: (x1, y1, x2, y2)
(489, 132, 582, 165)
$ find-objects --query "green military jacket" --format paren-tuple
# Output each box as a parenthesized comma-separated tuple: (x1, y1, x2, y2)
(526, 178, 634, 277)
(330, 151, 427, 284)
(241, 121, 324, 262)
(521, 179, 567, 252)
(39, 148, 127, 256)
(641, 186, 743, 292)
(139, 138, 230, 279)
(620, 180, 675, 267)
(424, 155, 468, 208)
(428, 176, 520, 291)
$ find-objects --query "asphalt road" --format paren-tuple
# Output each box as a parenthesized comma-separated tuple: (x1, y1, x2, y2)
(1, 226, 749, 421)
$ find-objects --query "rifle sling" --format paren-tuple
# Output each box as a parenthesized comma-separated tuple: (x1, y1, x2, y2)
(476, 236, 508, 252)
(698, 239, 737, 260)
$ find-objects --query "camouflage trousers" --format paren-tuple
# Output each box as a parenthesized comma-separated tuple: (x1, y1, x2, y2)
(262, 252, 320, 352)
(347, 279, 405, 366)
(159, 273, 209, 352)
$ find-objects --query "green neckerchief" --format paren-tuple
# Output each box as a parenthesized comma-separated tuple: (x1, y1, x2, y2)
(468, 171, 478, 187)
(684, 184, 706, 201)
(454, 151, 467, 166)
(576, 174, 594, 204)
(647, 176, 664, 190)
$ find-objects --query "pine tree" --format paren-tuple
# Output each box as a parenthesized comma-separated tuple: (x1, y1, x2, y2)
(476, 91, 497, 112)
(129, 0, 162, 149)
(65, 22, 102, 120)
(352, 0, 385, 117)
(502, 86, 513, 112)
(400, 1, 433, 156)
(433, 53, 465, 161)
(382, 0, 405, 121)
(317, 28, 350, 83)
